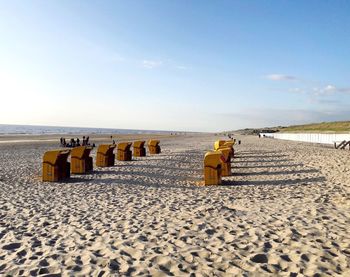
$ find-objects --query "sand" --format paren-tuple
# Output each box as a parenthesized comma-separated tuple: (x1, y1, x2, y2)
(0, 134, 349, 276)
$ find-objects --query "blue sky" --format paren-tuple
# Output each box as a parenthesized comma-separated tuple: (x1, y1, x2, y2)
(1, 1, 350, 131)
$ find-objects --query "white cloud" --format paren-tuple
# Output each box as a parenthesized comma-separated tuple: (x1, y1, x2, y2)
(266, 74, 297, 81)
(312, 84, 343, 96)
(324, 85, 336, 93)
(142, 60, 163, 69)
(285, 81, 350, 98)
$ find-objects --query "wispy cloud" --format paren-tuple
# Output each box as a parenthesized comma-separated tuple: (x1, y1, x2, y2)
(141, 59, 189, 70)
(142, 60, 163, 69)
(217, 107, 350, 129)
(288, 88, 304, 94)
(315, 99, 340, 104)
(284, 78, 350, 103)
(312, 85, 350, 96)
(338, 87, 350, 93)
(265, 74, 298, 81)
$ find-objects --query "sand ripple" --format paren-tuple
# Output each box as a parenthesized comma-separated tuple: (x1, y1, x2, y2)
(0, 135, 349, 275)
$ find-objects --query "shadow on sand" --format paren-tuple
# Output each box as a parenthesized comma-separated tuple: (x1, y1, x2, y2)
(232, 168, 318, 177)
(222, 176, 326, 187)
(233, 164, 305, 169)
(228, 148, 326, 187)
(232, 159, 293, 163)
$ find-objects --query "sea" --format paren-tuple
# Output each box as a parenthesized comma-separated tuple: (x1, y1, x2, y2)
(0, 124, 180, 135)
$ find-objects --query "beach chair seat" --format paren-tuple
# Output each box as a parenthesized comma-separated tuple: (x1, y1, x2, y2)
(96, 144, 116, 167)
(204, 151, 223, 185)
(148, 139, 161, 154)
(42, 150, 71, 182)
(133, 140, 146, 157)
(218, 148, 232, 176)
(71, 146, 93, 174)
(117, 142, 132, 161)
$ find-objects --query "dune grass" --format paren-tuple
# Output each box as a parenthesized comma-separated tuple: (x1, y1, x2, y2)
(279, 121, 350, 133)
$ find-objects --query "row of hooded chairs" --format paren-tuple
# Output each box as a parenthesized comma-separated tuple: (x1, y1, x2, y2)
(42, 140, 161, 182)
(204, 139, 236, 185)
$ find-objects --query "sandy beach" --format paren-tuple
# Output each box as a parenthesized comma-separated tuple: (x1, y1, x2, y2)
(0, 134, 349, 276)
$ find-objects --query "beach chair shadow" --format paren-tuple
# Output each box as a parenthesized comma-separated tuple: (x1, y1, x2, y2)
(232, 168, 319, 177)
(233, 163, 305, 169)
(222, 176, 326, 187)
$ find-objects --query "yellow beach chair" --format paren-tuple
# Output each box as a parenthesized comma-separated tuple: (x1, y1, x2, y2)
(148, 140, 161, 154)
(204, 151, 223, 185)
(71, 146, 93, 174)
(96, 144, 116, 167)
(117, 142, 132, 161)
(133, 141, 146, 157)
(218, 148, 232, 176)
(42, 149, 71, 182)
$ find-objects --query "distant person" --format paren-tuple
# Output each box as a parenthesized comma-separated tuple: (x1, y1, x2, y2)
(82, 136, 86, 146)
(76, 138, 80, 146)
(60, 137, 67, 147)
(70, 138, 76, 147)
